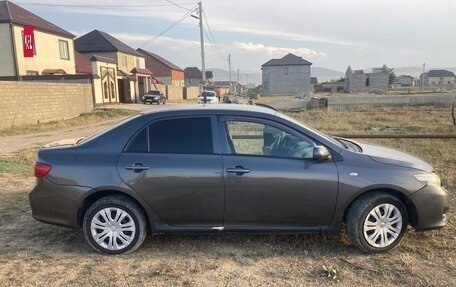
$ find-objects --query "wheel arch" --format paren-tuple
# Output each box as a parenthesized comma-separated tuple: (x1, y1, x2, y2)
(342, 188, 418, 227)
(76, 189, 155, 231)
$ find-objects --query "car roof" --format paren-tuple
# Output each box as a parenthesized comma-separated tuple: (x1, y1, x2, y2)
(140, 104, 277, 116)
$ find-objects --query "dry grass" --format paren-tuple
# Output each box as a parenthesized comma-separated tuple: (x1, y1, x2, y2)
(288, 105, 456, 135)
(0, 108, 137, 137)
(0, 105, 454, 286)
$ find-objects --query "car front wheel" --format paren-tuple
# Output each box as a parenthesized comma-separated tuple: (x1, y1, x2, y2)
(82, 195, 147, 254)
(346, 192, 408, 253)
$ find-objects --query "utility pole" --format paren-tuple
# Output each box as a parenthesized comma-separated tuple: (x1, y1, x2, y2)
(421, 63, 425, 90)
(198, 2, 206, 84)
(236, 68, 239, 94)
(228, 54, 232, 94)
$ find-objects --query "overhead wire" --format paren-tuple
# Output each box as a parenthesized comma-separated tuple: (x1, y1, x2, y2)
(202, 12, 226, 60)
(19, 1, 226, 65)
(137, 4, 198, 48)
(17, 2, 196, 8)
(189, 12, 226, 62)
(164, 0, 194, 12)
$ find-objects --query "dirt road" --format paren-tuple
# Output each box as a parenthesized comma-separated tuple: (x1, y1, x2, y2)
(0, 102, 170, 157)
(0, 118, 120, 157)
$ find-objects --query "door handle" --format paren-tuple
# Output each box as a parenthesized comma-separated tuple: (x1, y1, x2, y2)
(125, 163, 149, 172)
(226, 166, 250, 175)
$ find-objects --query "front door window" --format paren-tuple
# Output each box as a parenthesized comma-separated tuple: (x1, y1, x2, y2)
(226, 121, 314, 159)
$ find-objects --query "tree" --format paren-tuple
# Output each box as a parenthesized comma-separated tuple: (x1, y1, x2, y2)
(389, 71, 397, 84)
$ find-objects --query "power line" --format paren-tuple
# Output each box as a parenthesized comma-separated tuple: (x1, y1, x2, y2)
(190, 12, 225, 62)
(17, 2, 197, 8)
(203, 26, 225, 61)
(203, 12, 217, 48)
(137, 5, 198, 48)
(202, 13, 226, 61)
(165, 0, 194, 12)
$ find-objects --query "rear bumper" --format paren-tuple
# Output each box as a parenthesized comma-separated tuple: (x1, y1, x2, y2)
(408, 185, 449, 231)
(29, 178, 90, 229)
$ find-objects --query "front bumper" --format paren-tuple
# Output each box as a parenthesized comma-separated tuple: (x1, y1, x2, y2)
(144, 98, 159, 103)
(408, 185, 449, 231)
(29, 178, 91, 229)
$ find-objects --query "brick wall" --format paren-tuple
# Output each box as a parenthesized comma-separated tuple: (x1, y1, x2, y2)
(0, 81, 94, 130)
(166, 85, 183, 101)
(153, 84, 199, 101)
(184, 86, 200, 99)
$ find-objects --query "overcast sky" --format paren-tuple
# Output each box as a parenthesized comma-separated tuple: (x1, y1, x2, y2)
(16, 0, 456, 73)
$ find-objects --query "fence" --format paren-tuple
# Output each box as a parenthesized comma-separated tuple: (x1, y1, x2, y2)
(155, 84, 200, 101)
(0, 81, 94, 130)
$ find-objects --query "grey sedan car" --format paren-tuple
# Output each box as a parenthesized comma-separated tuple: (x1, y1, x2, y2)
(29, 105, 449, 254)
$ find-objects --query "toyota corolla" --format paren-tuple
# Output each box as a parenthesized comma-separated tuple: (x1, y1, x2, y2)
(29, 105, 449, 254)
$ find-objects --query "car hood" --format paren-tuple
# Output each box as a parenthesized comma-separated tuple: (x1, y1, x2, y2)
(357, 141, 433, 172)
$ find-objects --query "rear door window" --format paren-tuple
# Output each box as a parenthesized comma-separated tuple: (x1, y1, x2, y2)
(149, 117, 214, 154)
(124, 117, 214, 154)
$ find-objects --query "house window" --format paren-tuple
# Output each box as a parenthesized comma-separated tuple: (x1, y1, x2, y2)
(59, 40, 69, 60)
(135, 57, 140, 67)
(122, 55, 128, 67)
(284, 67, 288, 75)
(264, 68, 269, 75)
(21, 31, 36, 55)
(365, 76, 370, 86)
(263, 81, 269, 92)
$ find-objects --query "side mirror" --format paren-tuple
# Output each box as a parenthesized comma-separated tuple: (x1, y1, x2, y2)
(313, 146, 331, 161)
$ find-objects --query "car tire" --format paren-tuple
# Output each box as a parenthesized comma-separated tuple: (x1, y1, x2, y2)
(82, 195, 147, 254)
(346, 192, 408, 253)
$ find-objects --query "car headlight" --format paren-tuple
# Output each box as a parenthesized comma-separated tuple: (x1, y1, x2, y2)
(414, 173, 441, 186)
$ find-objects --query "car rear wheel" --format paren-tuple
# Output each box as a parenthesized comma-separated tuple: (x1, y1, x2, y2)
(82, 195, 147, 254)
(346, 192, 408, 253)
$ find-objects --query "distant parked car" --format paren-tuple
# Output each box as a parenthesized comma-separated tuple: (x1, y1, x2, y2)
(198, 91, 218, 104)
(142, 90, 166, 105)
(29, 105, 449, 254)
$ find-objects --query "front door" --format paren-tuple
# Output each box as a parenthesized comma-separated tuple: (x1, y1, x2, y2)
(220, 118, 339, 228)
(101, 66, 116, 103)
(117, 116, 224, 227)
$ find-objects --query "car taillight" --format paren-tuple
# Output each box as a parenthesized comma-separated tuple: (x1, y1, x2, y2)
(34, 162, 52, 177)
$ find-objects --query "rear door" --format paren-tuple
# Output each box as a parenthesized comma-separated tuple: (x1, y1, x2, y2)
(117, 116, 224, 227)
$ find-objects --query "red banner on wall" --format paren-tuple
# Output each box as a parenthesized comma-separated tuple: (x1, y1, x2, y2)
(23, 26, 34, 57)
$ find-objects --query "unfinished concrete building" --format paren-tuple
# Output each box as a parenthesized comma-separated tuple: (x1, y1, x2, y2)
(344, 65, 390, 93)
